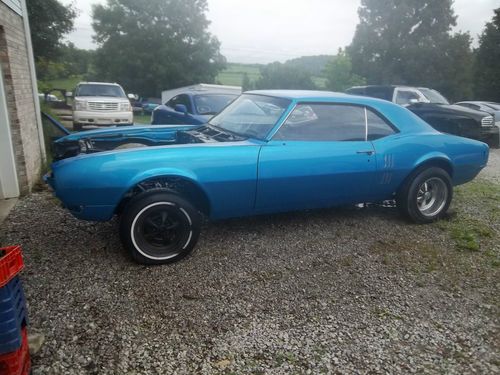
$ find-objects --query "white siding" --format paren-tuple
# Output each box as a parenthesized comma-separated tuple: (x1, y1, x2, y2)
(1, 0, 22, 16)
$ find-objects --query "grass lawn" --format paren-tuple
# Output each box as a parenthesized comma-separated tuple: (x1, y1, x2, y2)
(134, 113, 151, 125)
(217, 63, 327, 89)
(217, 63, 262, 86)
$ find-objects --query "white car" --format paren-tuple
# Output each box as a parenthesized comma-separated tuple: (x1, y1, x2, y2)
(71, 82, 133, 131)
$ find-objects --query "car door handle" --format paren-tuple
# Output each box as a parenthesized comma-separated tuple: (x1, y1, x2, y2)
(357, 150, 375, 155)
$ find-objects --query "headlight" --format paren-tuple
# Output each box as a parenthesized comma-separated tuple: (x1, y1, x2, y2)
(120, 102, 132, 111)
(74, 100, 87, 111)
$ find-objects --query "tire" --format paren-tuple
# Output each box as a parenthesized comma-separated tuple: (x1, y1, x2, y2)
(119, 192, 201, 265)
(73, 122, 82, 131)
(396, 167, 452, 224)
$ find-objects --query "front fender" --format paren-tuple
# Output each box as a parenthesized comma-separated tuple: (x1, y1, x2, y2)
(127, 168, 198, 189)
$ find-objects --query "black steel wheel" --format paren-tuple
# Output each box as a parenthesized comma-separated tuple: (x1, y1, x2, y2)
(120, 192, 201, 264)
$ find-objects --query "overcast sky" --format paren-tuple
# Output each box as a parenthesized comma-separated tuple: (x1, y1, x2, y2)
(60, 0, 499, 64)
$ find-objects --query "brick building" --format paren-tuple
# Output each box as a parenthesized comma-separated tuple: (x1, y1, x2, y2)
(0, 0, 45, 199)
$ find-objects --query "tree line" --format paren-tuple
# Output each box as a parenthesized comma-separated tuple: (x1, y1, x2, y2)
(28, 0, 500, 102)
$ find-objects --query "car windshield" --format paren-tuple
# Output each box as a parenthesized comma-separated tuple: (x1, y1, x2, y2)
(208, 94, 291, 139)
(194, 94, 238, 115)
(76, 84, 126, 98)
(419, 88, 449, 105)
(485, 102, 500, 110)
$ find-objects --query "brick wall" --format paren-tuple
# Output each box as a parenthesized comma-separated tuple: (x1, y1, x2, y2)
(0, 2, 43, 195)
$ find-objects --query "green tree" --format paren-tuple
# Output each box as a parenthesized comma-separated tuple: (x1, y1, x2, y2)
(92, 0, 226, 97)
(474, 8, 500, 101)
(60, 43, 96, 78)
(348, 0, 474, 100)
(255, 62, 316, 90)
(26, 0, 76, 62)
(324, 49, 366, 92)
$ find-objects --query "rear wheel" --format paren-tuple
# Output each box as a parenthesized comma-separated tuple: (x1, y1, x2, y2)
(397, 167, 452, 224)
(120, 192, 201, 265)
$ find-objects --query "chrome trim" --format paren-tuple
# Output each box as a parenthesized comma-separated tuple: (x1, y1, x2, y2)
(481, 116, 494, 127)
(267, 103, 298, 141)
(364, 107, 368, 142)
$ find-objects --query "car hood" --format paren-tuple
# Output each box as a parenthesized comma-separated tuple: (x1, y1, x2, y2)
(408, 103, 489, 121)
(55, 124, 199, 142)
(74, 96, 129, 102)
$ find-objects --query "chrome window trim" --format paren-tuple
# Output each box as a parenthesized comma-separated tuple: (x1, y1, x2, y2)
(364, 107, 368, 142)
(267, 103, 298, 141)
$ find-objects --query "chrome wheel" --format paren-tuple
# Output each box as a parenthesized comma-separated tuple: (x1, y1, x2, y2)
(416, 177, 448, 217)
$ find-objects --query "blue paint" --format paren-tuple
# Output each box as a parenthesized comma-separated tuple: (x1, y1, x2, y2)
(48, 91, 489, 222)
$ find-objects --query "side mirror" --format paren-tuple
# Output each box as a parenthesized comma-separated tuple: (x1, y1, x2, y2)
(174, 104, 188, 115)
(409, 98, 420, 104)
(128, 93, 138, 100)
(66, 91, 73, 98)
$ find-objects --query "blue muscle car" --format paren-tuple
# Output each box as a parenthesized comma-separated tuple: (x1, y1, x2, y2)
(46, 91, 489, 265)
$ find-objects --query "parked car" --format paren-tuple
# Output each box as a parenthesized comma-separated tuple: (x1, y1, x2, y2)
(455, 101, 500, 125)
(46, 91, 489, 265)
(38, 93, 60, 102)
(71, 82, 133, 131)
(141, 98, 161, 114)
(152, 89, 239, 125)
(346, 86, 499, 148)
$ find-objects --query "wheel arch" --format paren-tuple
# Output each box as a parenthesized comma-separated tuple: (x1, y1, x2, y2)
(398, 154, 454, 193)
(413, 154, 454, 177)
(116, 171, 211, 217)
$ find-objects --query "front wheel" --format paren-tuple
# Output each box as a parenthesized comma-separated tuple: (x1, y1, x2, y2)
(120, 192, 201, 265)
(397, 167, 453, 224)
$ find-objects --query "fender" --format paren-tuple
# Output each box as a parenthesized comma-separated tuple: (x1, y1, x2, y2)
(412, 152, 453, 175)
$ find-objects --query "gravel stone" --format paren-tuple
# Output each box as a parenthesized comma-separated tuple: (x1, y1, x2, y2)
(0, 150, 498, 374)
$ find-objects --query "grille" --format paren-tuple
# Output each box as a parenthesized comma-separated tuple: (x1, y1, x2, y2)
(88, 102, 119, 111)
(481, 116, 494, 127)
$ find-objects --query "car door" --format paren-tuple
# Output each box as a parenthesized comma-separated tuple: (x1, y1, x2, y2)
(256, 103, 377, 212)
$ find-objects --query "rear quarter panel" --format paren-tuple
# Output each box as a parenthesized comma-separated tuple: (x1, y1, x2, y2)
(372, 132, 489, 199)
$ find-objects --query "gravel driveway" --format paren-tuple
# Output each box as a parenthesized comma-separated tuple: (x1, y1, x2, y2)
(1, 150, 499, 374)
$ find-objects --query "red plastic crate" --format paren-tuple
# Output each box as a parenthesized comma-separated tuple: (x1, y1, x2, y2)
(0, 326, 30, 375)
(0, 247, 24, 289)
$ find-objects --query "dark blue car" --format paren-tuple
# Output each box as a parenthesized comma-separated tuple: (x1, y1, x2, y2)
(152, 91, 238, 125)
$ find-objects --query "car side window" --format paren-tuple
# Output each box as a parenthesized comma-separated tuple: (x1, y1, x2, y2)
(367, 110, 396, 140)
(275, 104, 366, 142)
(167, 95, 193, 113)
(395, 90, 420, 105)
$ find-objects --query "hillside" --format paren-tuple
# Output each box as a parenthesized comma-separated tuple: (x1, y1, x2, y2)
(217, 57, 332, 89)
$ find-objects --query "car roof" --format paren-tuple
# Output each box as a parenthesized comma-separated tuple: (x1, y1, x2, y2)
(244, 90, 397, 107)
(245, 90, 356, 100)
(348, 85, 434, 91)
(77, 82, 121, 86)
(181, 90, 240, 96)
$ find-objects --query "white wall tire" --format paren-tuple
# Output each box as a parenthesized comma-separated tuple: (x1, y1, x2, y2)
(120, 192, 201, 265)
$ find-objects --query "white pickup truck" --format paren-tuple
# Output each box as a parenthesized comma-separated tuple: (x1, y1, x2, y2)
(71, 82, 133, 131)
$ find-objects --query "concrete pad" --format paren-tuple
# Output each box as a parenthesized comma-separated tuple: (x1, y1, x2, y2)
(0, 198, 17, 226)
